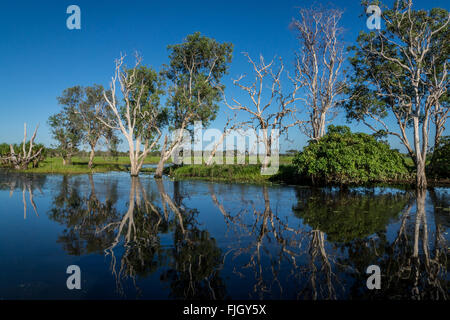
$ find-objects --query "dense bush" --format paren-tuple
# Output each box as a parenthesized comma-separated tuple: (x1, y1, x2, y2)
(293, 125, 410, 185)
(429, 136, 450, 179)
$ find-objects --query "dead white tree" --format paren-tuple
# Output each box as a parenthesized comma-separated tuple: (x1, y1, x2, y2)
(223, 53, 302, 172)
(204, 112, 244, 166)
(427, 56, 449, 148)
(290, 5, 346, 140)
(432, 98, 449, 148)
(5, 123, 43, 170)
(99, 53, 162, 176)
(154, 125, 191, 178)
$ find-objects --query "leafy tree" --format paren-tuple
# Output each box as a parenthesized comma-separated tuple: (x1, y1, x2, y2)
(155, 32, 233, 177)
(48, 93, 83, 165)
(100, 54, 166, 176)
(345, 0, 449, 189)
(429, 135, 450, 178)
(293, 125, 410, 185)
(52, 85, 117, 168)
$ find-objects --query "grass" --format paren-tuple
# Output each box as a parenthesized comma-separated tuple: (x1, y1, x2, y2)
(17, 156, 160, 174)
(169, 164, 272, 183)
(166, 155, 297, 184)
(168, 162, 300, 185)
(3, 154, 448, 187)
(4, 155, 293, 175)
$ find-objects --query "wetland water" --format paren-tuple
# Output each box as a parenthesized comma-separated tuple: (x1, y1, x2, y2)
(0, 171, 448, 299)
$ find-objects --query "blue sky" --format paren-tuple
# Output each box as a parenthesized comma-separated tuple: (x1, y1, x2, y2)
(0, 0, 449, 152)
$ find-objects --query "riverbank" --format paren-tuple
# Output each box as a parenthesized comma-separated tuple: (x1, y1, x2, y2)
(12, 156, 160, 174)
(2, 156, 449, 187)
(167, 164, 450, 187)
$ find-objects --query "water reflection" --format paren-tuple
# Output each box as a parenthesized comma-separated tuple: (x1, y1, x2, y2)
(0, 171, 447, 300)
(335, 189, 449, 300)
(48, 175, 120, 255)
(0, 172, 46, 219)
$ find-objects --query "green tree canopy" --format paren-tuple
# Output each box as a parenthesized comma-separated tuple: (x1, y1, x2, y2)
(293, 125, 411, 185)
(163, 32, 233, 129)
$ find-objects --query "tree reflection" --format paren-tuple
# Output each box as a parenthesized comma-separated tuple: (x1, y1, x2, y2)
(49, 175, 226, 299)
(208, 185, 444, 300)
(210, 184, 304, 299)
(0, 172, 46, 219)
(331, 189, 449, 300)
(48, 175, 120, 255)
(294, 188, 411, 242)
(159, 180, 228, 300)
(45, 174, 448, 300)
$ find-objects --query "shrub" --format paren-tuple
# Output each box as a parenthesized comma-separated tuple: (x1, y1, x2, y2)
(429, 136, 450, 179)
(293, 125, 410, 185)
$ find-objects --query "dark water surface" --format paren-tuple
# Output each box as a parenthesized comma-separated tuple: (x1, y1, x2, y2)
(0, 171, 448, 300)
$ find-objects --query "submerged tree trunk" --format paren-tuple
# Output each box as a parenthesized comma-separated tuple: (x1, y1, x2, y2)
(416, 159, 427, 190)
(155, 130, 186, 179)
(155, 159, 165, 179)
(129, 157, 140, 177)
(413, 116, 428, 190)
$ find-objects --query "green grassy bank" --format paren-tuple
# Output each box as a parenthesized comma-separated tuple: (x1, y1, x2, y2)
(167, 163, 299, 185)
(17, 156, 160, 174)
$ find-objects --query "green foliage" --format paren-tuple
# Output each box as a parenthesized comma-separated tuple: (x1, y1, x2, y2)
(0, 143, 10, 156)
(170, 164, 270, 183)
(163, 32, 233, 129)
(121, 65, 167, 140)
(19, 156, 162, 174)
(49, 85, 119, 165)
(169, 162, 296, 184)
(293, 125, 410, 185)
(345, 2, 449, 171)
(294, 188, 410, 243)
(429, 136, 450, 179)
(48, 97, 83, 161)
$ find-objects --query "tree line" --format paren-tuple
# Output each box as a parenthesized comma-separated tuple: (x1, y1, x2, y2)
(1, 0, 448, 189)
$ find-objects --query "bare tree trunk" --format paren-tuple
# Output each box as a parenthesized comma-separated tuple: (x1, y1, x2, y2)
(262, 141, 271, 171)
(129, 156, 140, 177)
(155, 135, 169, 179)
(205, 137, 224, 166)
(6, 123, 43, 170)
(155, 126, 189, 178)
(88, 145, 95, 169)
(98, 54, 162, 178)
(413, 117, 427, 189)
(63, 155, 72, 166)
(416, 159, 427, 190)
(155, 159, 165, 179)
(292, 6, 345, 142)
(318, 111, 327, 139)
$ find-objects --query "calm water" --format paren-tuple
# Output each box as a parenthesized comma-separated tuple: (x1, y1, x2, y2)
(0, 171, 448, 300)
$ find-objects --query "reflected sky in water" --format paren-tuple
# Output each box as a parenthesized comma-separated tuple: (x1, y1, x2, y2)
(0, 171, 448, 300)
